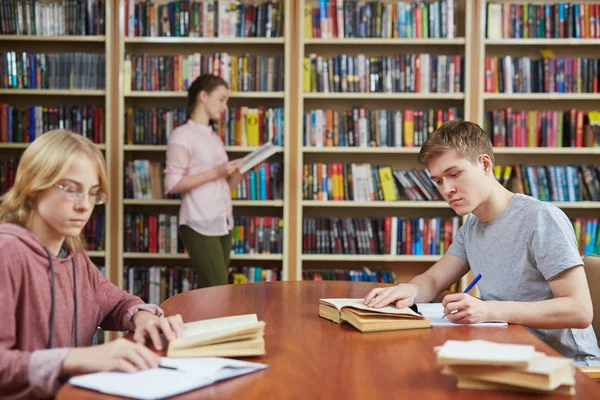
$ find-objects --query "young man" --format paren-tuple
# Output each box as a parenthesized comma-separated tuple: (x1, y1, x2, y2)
(363, 119, 600, 366)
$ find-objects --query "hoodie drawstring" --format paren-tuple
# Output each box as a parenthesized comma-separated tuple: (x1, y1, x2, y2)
(44, 248, 78, 348)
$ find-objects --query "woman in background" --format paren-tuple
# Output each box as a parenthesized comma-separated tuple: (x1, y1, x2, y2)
(165, 74, 245, 288)
(0, 130, 183, 399)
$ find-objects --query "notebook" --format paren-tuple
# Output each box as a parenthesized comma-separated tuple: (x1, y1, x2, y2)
(167, 314, 266, 357)
(415, 303, 508, 327)
(436, 340, 537, 367)
(319, 298, 432, 332)
(239, 141, 278, 174)
(69, 357, 268, 400)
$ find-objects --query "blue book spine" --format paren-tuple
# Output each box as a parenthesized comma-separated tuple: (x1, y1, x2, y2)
(29, 106, 36, 142)
(249, 171, 257, 200)
(259, 164, 267, 200)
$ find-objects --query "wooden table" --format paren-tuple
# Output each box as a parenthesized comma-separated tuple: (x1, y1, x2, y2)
(59, 281, 600, 399)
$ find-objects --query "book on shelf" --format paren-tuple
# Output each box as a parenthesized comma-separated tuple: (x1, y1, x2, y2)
(125, 0, 284, 38)
(303, 216, 460, 256)
(0, 52, 105, 90)
(436, 340, 576, 395)
(1, 0, 106, 36)
(318, 298, 431, 332)
(238, 141, 278, 173)
(215, 106, 285, 147)
(0, 158, 19, 195)
(303, 268, 397, 283)
(303, 163, 443, 202)
(495, 164, 600, 202)
(0, 104, 105, 144)
(123, 53, 284, 93)
(125, 266, 199, 305)
(232, 216, 283, 255)
(484, 108, 600, 148)
(484, 56, 599, 94)
(229, 266, 281, 283)
(167, 314, 266, 358)
(83, 212, 105, 251)
(486, 2, 600, 40)
(571, 218, 600, 256)
(304, 0, 458, 39)
(304, 53, 463, 93)
(303, 107, 461, 148)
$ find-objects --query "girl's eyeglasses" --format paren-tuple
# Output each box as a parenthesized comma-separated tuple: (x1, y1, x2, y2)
(54, 183, 107, 205)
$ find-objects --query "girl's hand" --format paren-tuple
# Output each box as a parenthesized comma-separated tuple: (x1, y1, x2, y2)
(132, 312, 184, 351)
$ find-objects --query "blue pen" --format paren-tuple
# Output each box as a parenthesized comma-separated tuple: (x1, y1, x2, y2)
(442, 273, 482, 320)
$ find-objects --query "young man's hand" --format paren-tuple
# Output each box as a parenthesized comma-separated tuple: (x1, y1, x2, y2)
(442, 293, 490, 323)
(363, 283, 419, 309)
(62, 338, 160, 375)
(132, 311, 184, 351)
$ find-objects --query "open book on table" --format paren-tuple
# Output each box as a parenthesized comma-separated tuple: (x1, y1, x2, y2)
(167, 314, 266, 357)
(319, 298, 431, 332)
(238, 141, 278, 174)
(69, 357, 268, 400)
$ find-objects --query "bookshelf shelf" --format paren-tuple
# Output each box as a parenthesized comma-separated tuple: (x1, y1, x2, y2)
(302, 200, 450, 208)
(485, 39, 600, 46)
(304, 38, 466, 45)
(0, 35, 106, 42)
(303, 93, 465, 100)
(122, 252, 283, 261)
(493, 147, 600, 155)
(126, 91, 285, 99)
(0, 89, 106, 96)
(88, 251, 106, 258)
(123, 145, 284, 153)
(302, 147, 421, 154)
(301, 147, 600, 155)
(124, 37, 285, 44)
(483, 93, 600, 101)
(302, 254, 441, 262)
(123, 199, 284, 207)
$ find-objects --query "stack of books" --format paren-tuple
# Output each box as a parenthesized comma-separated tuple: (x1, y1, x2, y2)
(436, 340, 576, 396)
(167, 314, 266, 358)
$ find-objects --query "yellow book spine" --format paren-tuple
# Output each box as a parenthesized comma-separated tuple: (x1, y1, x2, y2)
(245, 108, 260, 146)
(304, 4, 313, 38)
(378, 167, 397, 201)
(303, 58, 311, 92)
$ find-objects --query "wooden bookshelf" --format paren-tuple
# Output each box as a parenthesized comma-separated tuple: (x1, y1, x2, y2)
(115, 0, 293, 293)
(295, 0, 473, 281)
(0, 1, 113, 344)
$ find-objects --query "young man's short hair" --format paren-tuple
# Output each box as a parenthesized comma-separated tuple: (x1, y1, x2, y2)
(418, 119, 495, 165)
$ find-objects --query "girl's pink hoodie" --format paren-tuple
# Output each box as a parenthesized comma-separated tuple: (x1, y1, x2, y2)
(0, 223, 163, 399)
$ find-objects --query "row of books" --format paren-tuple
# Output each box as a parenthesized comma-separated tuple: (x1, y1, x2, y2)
(302, 216, 461, 256)
(229, 266, 281, 283)
(124, 160, 178, 200)
(123, 53, 284, 93)
(0, 104, 105, 144)
(231, 216, 283, 255)
(305, 0, 457, 39)
(304, 53, 464, 93)
(303, 107, 461, 148)
(498, 164, 600, 203)
(230, 163, 284, 201)
(124, 213, 183, 254)
(1, 0, 106, 36)
(573, 218, 600, 256)
(124, 106, 285, 146)
(126, 0, 284, 38)
(124, 107, 186, 145)
(214, 106, 285, 147)
(486, 2, 600, 39)
(303, 163, 441, 202)
(124, 159, 284, 201)
(124, 266, 198, 305)
(484, 109, 600, 148)
(83, 212, 104, 251)
(0, 158, 18, 194)
(302, 268, 398, 283)
(0, 52, 106, 90)
(484, 56, 599, 94)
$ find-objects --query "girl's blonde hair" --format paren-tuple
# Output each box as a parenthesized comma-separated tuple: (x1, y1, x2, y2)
(0, 130, 109, 252)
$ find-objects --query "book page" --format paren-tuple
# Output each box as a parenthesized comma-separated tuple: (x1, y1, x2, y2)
(415, 303, 508, 327)
(239, 141, 277, 173)
(319, 298, 421, 317)
(437, 340, 536, 364)
(181, 314, 259, 338)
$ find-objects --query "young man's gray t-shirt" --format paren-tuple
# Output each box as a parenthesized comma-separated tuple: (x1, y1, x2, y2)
(447, 193, 600, 366)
